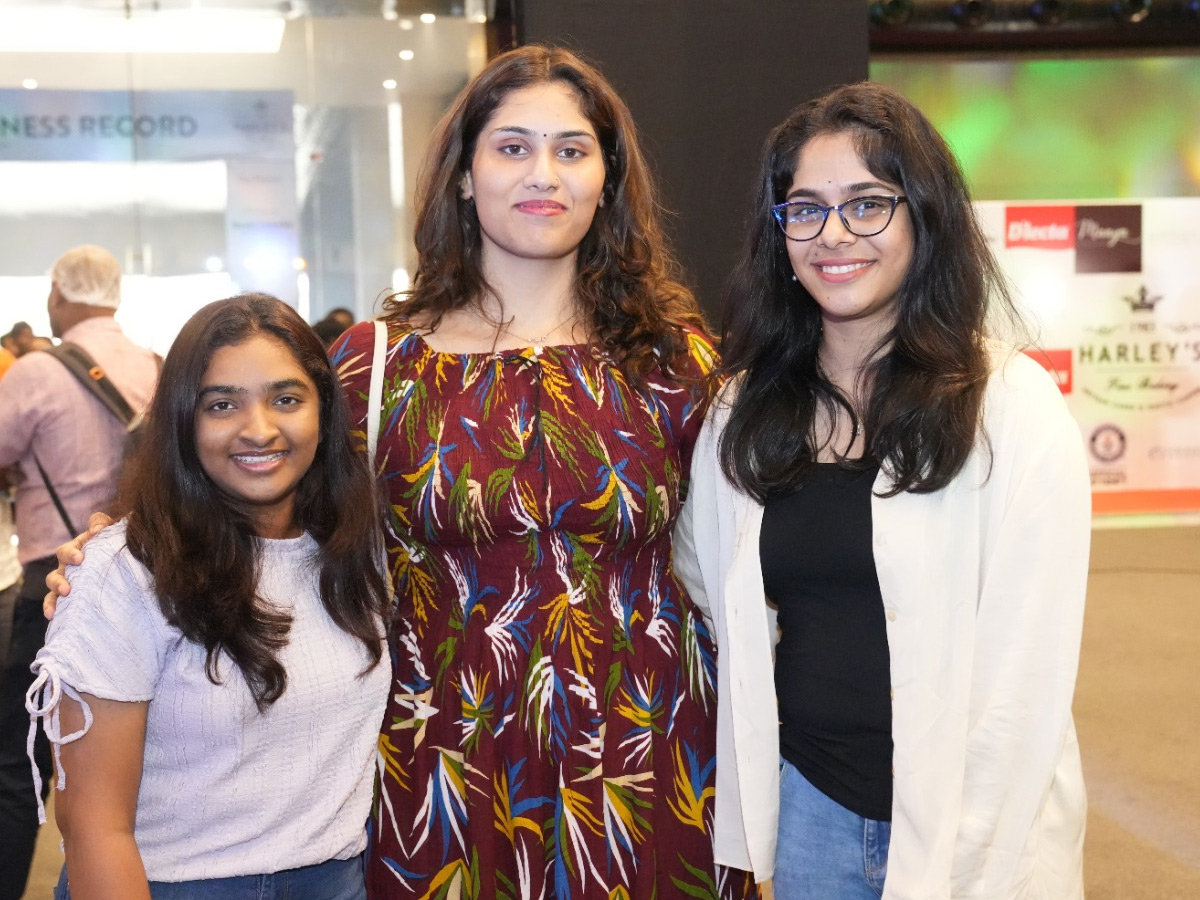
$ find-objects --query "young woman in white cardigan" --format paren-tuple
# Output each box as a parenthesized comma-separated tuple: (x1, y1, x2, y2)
(674, 83, 1091, 899)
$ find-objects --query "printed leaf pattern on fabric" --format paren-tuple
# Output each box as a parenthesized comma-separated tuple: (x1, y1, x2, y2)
(333, 325, 753, 899)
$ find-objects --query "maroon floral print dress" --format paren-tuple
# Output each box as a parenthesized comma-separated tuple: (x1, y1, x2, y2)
(333, 320, 755, 900)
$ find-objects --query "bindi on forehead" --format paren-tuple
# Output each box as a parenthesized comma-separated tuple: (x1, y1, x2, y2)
(489, 125, 597, 145)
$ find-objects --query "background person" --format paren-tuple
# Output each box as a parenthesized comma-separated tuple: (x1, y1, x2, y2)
(0, 245, 159, 900)
(0, 354, 20, 671)
(27, 294, 389, 900)
(323, 307, 355, 333)
(0, 495, 17, 672)
(5, 323, 52, 358)
(313, 317, 347, 350)
(312, 308, 357, 350)
(0, 357, 19, 667)
(674, 82, 1091, 898)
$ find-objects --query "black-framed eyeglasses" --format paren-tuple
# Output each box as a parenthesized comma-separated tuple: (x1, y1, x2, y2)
(772, 195, 908, 242)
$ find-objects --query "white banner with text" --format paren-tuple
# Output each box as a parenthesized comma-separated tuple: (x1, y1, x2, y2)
(978, 199, 1200, 515)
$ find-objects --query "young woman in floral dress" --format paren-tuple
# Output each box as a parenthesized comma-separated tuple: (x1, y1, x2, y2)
(331, 45, 757, 900)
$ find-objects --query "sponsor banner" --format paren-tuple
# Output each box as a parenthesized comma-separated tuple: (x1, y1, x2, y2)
(980, 198, 1200, 514)
(1024, 347, 1073, 394)
(0, 89, 293, 162)
(1075, 205, 1142, 274)
(1005, 205, 1075, 250)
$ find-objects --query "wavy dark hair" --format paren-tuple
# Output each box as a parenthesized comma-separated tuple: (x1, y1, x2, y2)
(118, 294, 389, 710)
(719, 81, 1021, 502)
(381, 44, 705, 383)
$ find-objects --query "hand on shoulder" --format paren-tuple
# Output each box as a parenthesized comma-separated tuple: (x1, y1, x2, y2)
(43, 512, 114, 619)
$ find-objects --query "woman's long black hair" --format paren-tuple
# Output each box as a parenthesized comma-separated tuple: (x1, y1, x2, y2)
(719, 82, 1020, 501)
(118, 294, 389, 710)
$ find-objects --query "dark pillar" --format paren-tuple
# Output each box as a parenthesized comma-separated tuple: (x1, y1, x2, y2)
(515, 1, 868, 319)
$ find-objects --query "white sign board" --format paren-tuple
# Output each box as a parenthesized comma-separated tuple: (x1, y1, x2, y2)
(0, 89, 293, 162)
(978, 199, 1200, 515)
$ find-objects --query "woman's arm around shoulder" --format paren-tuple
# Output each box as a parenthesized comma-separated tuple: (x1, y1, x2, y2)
(44, 513, 115, 619)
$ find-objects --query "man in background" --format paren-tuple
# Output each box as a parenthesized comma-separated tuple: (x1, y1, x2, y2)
(0, 340, 20, 669)
(4, 323, 51, 358)
(0, 245, 159, 899)
(0, 337, 27, 663)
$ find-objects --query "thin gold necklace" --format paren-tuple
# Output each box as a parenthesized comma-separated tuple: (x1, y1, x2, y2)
(497, 310, 579, 354)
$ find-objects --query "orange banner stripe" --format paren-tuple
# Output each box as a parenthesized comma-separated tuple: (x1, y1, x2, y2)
(1092, 490, 1200, 515)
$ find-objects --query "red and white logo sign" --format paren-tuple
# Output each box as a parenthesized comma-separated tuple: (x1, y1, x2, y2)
(1024, 348, 1073, 394)
(1005, 206, 1075, 250)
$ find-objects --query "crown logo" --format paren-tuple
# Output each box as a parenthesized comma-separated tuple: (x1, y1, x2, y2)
(1123, 286, 1162, 313)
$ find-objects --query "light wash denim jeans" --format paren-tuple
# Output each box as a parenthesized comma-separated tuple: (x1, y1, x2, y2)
(54, 853, 366, 900)
(774, 759, 891, 899)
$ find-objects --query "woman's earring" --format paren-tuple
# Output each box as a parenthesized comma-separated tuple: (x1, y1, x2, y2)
(791, 273, 798, 282)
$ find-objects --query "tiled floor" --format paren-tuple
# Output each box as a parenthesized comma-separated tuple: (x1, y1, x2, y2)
(1074, 525, 1200, 899)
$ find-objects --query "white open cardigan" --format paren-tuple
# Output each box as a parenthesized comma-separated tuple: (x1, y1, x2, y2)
(673, 346, 1091, 899)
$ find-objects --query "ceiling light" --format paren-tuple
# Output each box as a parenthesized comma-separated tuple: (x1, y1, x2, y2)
(419, 13, 437, 24)
(871, 0, 914, 26)
(383, 79, 397, 89)
(952, 0, 994, 28)
(1111, 0, 1151, 23)
(399, 49, 415, 60)
(399, 18, 415, 30)
(1030, 0, 1067, 26)
(0, 10, 286, 54)
(22, 79, 38, 90)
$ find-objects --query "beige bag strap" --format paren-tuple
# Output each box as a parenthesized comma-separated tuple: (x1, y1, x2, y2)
(366, 320, 387, 463)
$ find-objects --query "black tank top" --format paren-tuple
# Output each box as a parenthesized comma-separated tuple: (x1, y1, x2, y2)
(761, 461, 893, 821)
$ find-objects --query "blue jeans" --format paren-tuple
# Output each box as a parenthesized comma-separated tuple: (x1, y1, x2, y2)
(55, 853, 366, 900)
(774, 759, 891, 899)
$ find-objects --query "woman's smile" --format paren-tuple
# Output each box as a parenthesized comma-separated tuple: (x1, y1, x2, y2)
(515, 199, 567, 215)
(194, 334, 320, 539)
(230, 449, 290, 471)
(810, 258, 875, 281)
